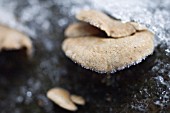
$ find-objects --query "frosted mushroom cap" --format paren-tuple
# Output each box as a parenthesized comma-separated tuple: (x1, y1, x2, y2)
(62, 10, 154, 73)
(62, 31, 154, 73)
(76, 10, 136, 38)
(0, 25, 33, 56)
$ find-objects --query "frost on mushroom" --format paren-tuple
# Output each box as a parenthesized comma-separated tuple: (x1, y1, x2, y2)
(0, 25, 33, 57)
(76, 10, 136, 38)
(62, 31, 154, 73)
(62, 10, 154, 73)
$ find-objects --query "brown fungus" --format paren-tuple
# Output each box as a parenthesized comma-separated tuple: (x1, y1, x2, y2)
(62, 10, 154, 73)
(47, 88, 77, 111)
(76, 10, 136, 38)
(0, 25, 33, 56)
(62, 31, 154, 73)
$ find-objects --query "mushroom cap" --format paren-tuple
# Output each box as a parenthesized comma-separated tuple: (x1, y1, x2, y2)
(76, 10, 136, 38)
(65, 22, 103, 37)
(62, 31, 154, 73)
(47, 88, 77, 111)
(70, 94, 85, 105)
(0, 25, 32, 56)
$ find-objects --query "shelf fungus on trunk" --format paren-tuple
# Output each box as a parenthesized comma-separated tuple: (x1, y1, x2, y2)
(0, 25, 33, 57)
(62, 10, 154, 73)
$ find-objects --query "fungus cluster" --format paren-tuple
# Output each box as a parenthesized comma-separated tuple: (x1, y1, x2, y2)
(47, 87, 85, 111)
(62, 10, 154, 73)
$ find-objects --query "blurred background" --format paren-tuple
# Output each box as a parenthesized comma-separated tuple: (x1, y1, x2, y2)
(0, 0, 170, 113)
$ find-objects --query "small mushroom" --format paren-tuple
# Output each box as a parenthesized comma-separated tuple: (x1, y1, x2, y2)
(0, 25, 32, 56)
(47, 88, 77, 111)
(65, 22, 102, 37)
(76, 10, 136, 38)
(70, 95, 85, 105)
(62, 31, 154, 73)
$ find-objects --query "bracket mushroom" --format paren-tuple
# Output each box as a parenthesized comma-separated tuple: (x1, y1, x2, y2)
(62, 10, 154, 73)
